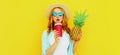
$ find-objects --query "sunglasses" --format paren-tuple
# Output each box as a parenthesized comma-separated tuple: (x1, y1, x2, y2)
(52, 12, 64, 17)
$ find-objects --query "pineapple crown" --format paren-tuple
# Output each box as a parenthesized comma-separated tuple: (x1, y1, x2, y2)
(74, 10, 88, 27)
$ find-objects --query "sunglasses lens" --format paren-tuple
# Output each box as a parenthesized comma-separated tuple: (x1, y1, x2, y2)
(58, 12, 64, 16)
(52, 12, 57, 16)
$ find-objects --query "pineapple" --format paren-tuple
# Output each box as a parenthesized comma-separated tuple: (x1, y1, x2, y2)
(71, 10, 88, 41)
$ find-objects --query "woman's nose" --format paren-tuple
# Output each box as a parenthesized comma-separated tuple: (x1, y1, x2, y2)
(56, 15, 60, 18)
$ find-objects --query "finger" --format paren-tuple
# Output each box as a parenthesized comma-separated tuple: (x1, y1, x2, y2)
(57, 37, 61, 40)
(58, 37, 61, 40)
(55, 32, 60, 37)
(54, 30, 58, 33)
(79, 32, 82, 37)
(56, 31, 60, 37)
(54, 30, 58, 38)
(54, 30, 56, 34)
(75, 37, 79, 41)
(56, 31, 59, 34)
(56, 34, 59, 37)
(55, 30, 59, 36)
(56, 37, 60, 41)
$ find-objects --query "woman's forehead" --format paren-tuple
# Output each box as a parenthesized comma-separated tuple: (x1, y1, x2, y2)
(53, 8, 62, 12)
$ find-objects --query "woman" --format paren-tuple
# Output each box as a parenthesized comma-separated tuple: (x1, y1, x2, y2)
(42, 4, 81, 55)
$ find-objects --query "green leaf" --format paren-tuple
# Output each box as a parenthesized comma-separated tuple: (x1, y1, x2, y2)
(74, 9, 88, 27)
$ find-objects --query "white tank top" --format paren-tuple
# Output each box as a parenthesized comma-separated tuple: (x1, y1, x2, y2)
(49, 31, 70, 55)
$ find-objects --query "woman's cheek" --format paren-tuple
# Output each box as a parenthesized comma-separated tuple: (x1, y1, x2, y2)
(52, 17, 56, 21)
(60, 17, 63, 22)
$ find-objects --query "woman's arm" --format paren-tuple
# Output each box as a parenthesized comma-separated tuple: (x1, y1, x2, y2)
(46, 30, 61, 55)
(73, 41, 79, 54)
(46, 39, 59, 55)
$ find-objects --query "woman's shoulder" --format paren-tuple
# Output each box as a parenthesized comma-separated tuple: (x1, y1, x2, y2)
(42, 30, 54, 37)
(42, 30, 53, 34)
(42, 30, 54, 41)
(42, 30, 48, 38)
(42, 30, 48, 34)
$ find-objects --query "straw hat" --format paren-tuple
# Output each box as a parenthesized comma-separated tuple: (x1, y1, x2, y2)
(46, 3, 70, 19)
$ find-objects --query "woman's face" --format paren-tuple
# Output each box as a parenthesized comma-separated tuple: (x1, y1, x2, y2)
(52, 8, 64, 23)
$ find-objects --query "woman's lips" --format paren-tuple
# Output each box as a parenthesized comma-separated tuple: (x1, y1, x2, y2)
(57, 19, 59, 21)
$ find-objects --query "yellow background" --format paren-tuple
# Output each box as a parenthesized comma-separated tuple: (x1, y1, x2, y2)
(0, 0, 120, 55)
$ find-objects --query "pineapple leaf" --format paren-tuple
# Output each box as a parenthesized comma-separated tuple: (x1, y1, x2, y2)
(74, 9, 88, 27)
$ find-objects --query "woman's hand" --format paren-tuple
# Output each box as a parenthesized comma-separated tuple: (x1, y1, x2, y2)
(75, 32, 82, 41)
(54, 30, 61, 43)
